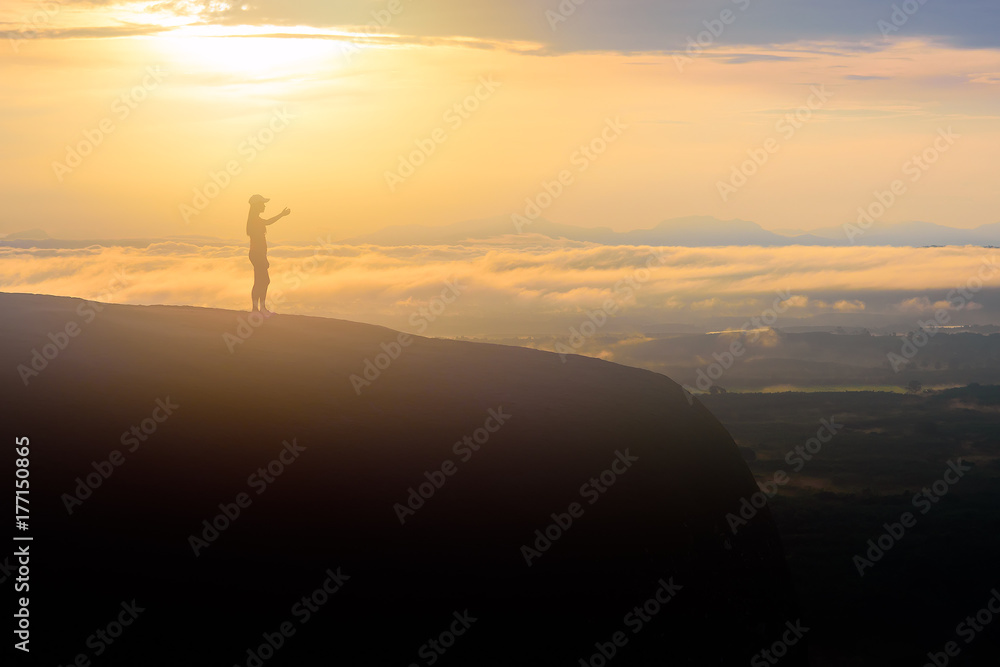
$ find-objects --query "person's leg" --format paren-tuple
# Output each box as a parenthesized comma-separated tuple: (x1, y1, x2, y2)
(260, 265, 272, 315)
(251, 261, 265, 311)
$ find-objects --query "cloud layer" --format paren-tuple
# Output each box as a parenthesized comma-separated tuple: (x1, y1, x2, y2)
(3, 241, 999, 335)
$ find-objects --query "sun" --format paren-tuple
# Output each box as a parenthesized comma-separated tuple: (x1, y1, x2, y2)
(154, 26, 346, 81)
(63, 1, 379, 82)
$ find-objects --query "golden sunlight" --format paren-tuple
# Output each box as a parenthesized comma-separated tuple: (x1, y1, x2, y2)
(154, 28, 348, 81)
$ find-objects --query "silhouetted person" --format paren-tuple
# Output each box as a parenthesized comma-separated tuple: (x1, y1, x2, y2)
(246, 194, 290, 316)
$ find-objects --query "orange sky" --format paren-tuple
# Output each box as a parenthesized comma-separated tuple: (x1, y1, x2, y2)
(2, 2, 1000, 242)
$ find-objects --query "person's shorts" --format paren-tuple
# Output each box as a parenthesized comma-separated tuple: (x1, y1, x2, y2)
(249, 253, 269, 270)
(250, 254, 270, 285)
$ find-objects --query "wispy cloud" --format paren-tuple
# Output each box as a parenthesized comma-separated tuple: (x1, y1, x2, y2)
(32, 0, 1000, 53)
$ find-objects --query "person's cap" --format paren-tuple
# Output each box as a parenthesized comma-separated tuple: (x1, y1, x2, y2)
(248, 194, 270, 205)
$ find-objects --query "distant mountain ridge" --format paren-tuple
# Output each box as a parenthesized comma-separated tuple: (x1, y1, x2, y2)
(340, 216, 1000, 247)
(1, 227, 49, 240)
(6, 217, 999, 249)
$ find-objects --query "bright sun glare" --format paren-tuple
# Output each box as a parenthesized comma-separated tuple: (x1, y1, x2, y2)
(159, 27, 344, 80)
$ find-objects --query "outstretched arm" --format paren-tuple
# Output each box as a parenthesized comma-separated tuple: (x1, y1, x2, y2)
(264, 208, 291, 225)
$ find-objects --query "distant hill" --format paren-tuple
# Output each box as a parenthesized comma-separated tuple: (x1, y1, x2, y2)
(341, 216, 999, 247)
(0, 235, 242, 249)
(0, 292, 803, 665)
(5, 217, 998, 249)
(1, 227, 49, 240)
(340, 215, 838, 246)
(804, 220, 1000, 246)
